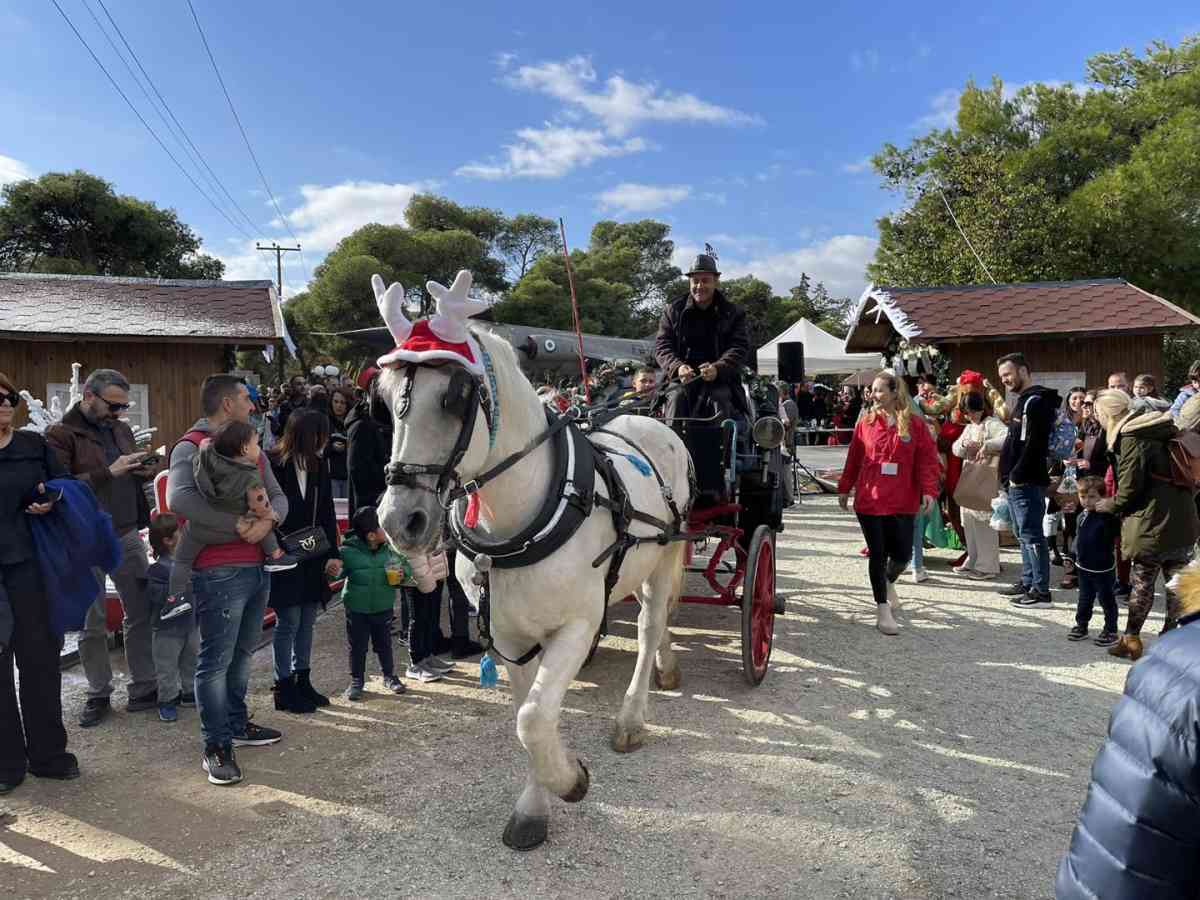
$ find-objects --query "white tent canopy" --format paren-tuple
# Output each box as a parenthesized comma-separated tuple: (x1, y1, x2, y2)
(756, 318, 880, 378)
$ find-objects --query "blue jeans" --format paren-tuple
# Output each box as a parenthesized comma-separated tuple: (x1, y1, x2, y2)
(193, 566, 269, 750)
(911, 515, 926, 571)
(1008, 484, 1050, 593)
(273, 602, 318, 680)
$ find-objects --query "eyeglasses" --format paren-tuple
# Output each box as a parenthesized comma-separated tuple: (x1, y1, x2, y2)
(99, 396, 132, 414)
(0, 390, 21, 408)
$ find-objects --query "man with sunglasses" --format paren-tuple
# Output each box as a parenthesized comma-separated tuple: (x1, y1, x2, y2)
(47, 368, 161, 727)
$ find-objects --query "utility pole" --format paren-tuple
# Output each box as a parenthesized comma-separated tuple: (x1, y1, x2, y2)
(257, 242, 301, 380)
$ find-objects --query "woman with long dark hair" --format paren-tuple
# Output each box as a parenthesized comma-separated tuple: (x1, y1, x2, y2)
(327, 387, 353, 500)
(0, 372, 77, 793)
(267, 409, 341, 713)
(837, 372, 939, 635)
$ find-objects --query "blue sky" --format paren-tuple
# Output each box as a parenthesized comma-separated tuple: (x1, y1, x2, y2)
(2, 1, 1196, 302)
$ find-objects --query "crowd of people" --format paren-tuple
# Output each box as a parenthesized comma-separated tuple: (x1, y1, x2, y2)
(832, 354, 1200, 648)
(0, 364, 482, 793)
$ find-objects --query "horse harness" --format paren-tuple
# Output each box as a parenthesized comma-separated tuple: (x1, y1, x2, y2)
(385, 360, 693, 667)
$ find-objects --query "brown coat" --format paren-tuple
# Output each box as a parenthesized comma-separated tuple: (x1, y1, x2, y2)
(45, 405, 151, 531)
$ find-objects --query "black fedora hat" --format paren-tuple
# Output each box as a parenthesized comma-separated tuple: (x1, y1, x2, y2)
(686, 253, 720, 277)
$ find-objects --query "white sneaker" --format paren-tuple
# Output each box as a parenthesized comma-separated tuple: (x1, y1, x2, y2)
(876, 603, 900, 635)
(952, 564, 972, 575)
(886, 581, 901, 613)
(910, 568, 929, 584)
(405, 664, 444, 683)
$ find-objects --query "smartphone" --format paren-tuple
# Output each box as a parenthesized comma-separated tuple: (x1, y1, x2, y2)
(139, 452, 161, 466)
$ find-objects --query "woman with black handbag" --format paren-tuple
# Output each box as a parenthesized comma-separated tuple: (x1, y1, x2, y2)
(267, 409, 342, 713)
(0, 373, 78, 794)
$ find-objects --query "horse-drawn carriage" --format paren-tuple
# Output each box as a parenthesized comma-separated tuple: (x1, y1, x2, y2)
(371, 270, 788, 849)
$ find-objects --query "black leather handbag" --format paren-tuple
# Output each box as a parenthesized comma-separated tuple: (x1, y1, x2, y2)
(279, 475, 330, 563)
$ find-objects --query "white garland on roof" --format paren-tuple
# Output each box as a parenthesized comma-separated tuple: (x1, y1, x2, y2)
(851, 283, 923, 340)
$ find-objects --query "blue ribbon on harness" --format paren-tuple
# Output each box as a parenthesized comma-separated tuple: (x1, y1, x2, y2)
(619, 453, 652, 476)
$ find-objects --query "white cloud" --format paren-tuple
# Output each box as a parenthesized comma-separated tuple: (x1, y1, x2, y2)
(841, 157, 873, 175)
(0, 153, 34, 186)
(456, 125, 647, 180)
(215, 178, 435, 295)
(597, 182, 691, 213)
(674, 234, 878, 298)
(506, 55, 761, 137)
(493, 51, 518, 70)
(850, 49, 880, 72)
(701, 191, 727, 206)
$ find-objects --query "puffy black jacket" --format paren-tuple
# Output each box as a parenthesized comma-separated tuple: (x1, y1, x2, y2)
(345, 402, 389, 513)
(999, 385, 1060, 487)
(1055, 608, 1200, 899)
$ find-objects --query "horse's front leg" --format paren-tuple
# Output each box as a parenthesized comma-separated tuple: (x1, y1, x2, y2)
(502, 656, 551, 851)
(516, 616, 594, 804)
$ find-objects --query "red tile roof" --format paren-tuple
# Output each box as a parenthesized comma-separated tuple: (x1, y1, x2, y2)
(0, 273, 283, 343)
(844, 279, 1200, 352)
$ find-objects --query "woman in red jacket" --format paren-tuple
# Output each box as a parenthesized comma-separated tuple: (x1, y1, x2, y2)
(838, 372, 940, 635)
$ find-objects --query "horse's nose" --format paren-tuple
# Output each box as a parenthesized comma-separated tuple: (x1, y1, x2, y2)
(404, 508, 428, 541)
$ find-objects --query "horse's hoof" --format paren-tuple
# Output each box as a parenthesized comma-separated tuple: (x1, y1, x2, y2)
(502, 812, 549, 851)
(653, 664, 681, 691)
(611, 722, 644, 753)
(560, 760, 589, 803)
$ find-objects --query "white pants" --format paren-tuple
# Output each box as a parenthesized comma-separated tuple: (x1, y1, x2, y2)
(963, 514, 1000, 576)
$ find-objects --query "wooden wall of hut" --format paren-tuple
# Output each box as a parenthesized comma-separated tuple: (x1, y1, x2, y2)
(942, 334, 1163, 391)
(0, 340, 226, 445)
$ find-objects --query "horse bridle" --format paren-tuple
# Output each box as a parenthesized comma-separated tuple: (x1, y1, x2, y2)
(384, 363, 489, 506)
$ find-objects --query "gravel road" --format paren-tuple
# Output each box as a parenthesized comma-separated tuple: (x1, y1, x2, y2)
(2, 495, 1152, 899)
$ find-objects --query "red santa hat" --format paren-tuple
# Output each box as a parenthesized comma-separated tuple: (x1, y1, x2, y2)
(373, 270, 489, 376)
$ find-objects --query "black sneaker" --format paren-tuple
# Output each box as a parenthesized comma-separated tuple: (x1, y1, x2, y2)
(78, 697, 111, 728)
(231, 721, 282, 747)
(264, 553, 301, 573)
(159, 593, 193, 622)
(29, 752, 80, 780)
(1067, 624, 1089, 641)
(202, 744, 242, 785)
(1013, 590, 1052, 607)
(126, 691, 158, 713)
(999, 582, 1031, 597)
(1094, 629, 1120, 647)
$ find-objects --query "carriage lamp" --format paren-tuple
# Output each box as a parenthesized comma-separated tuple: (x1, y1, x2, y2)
(752, 416, 785, 450)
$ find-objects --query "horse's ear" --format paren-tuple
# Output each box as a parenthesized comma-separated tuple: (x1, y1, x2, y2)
(372, 273, 412, 345)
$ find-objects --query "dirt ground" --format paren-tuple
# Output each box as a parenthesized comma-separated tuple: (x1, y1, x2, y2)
(1, 495, 1153, 899)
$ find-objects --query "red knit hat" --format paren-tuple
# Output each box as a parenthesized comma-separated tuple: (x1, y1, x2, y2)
(957, 370, 984, 390)
(373, 270, 488, 376)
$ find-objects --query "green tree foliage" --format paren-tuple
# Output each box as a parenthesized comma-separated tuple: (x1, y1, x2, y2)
(493, 219, 681, 337)
(496, 213, 561, 280)
(0, 170, 223, 278)
(869, 36, 1200, 311)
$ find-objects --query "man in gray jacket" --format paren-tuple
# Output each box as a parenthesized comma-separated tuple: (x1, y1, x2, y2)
(167, 375, 288, 787)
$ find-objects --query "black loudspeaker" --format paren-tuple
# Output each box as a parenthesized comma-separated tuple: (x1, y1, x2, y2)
(777, 342, 805, 383)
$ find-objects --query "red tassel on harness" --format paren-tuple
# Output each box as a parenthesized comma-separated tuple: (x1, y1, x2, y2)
(465, 493, 481, 529)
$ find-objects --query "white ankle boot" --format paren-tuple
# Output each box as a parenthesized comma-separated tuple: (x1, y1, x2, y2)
(876, 603, 900, 635)
(886, 581, 901, 613)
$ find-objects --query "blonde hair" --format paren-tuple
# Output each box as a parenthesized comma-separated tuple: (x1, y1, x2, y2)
(1094, 388, 1132, 449)
(866, 370, 913, 438)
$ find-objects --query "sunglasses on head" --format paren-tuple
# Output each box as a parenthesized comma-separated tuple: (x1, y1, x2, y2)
(0, 390, 20, 408)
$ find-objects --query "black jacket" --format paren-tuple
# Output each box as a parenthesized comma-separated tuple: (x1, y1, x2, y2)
(655, 291, 750, 385)
(0, 431, 69, 565)
(327, 415, 348, 482)
(1056, 609, 1200, 899)
(1073, 510, 1119, 572)
(267, 455, 340, 610)
(999, 385, 1060, 487)
(345, 402, 390, 513)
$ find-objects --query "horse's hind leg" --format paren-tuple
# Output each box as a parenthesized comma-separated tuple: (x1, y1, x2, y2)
(503, 657, 552, 851)
(613, 545, 684, 752)
(652, 543, 686, 691)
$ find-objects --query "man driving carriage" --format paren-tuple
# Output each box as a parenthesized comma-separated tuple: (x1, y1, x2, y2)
(654, 251, 751, 422)
(654, 250, 752, 505)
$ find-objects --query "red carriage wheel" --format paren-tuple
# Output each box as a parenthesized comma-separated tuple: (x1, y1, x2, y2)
(740, 524, 776, 686)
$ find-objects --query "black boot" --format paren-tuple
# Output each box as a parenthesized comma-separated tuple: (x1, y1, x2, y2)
(451, 636, 484, 659)
(273, 676, 316, 714)
(294, 669, 330, 708)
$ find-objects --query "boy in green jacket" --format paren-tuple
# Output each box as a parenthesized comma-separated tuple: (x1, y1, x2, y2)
(341, 507, 413, 700)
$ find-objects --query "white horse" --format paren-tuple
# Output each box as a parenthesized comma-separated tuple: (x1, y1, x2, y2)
(374, 270, 692, 850)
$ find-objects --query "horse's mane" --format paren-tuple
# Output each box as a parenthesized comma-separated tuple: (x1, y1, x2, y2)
(472, 327, 546, 456)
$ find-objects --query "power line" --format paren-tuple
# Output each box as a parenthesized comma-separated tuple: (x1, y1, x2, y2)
(186, 0, 310, 282)
(49, 0, 257, 243)
(92, 0, 265, 238)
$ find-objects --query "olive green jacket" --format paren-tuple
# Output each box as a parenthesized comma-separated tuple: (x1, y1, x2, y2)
(1111, 411, 1200, 559)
